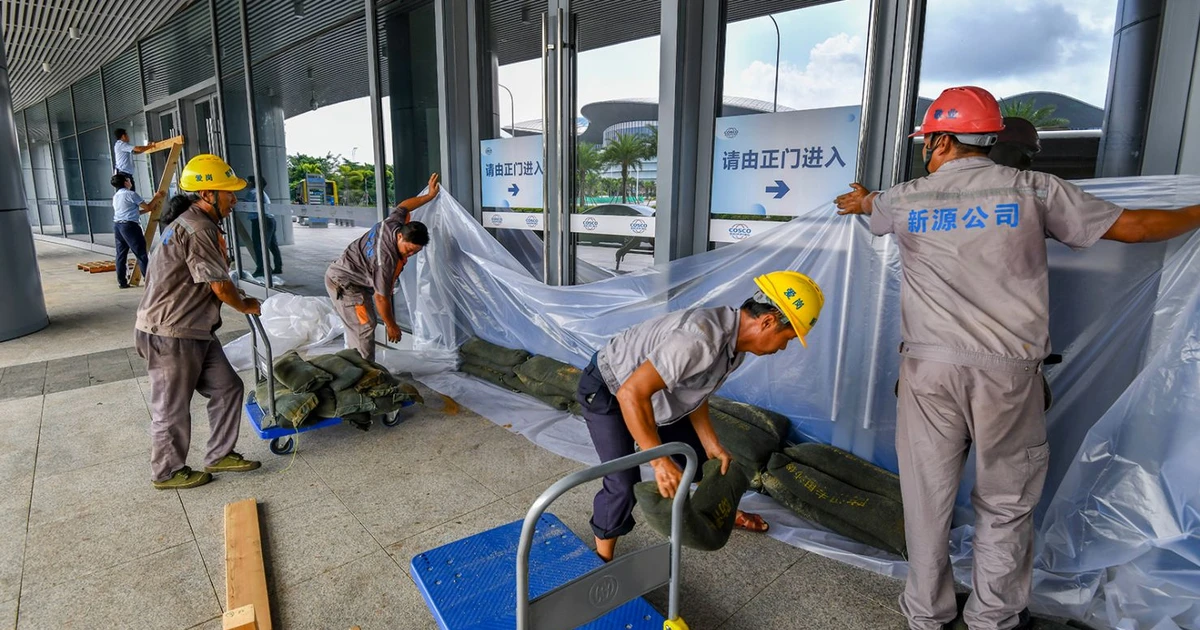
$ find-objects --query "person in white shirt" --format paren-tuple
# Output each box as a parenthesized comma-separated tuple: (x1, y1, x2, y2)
(237, 175, 282, 278)
(112, 128, 153, 191)
(110, 173, 164, 288)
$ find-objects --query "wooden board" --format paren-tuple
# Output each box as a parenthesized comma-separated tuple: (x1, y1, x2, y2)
(78, 261, 116, 273)
(225, 498, 272, 630)
(129, 138, 183, 286)
(222, 604, 258, 630)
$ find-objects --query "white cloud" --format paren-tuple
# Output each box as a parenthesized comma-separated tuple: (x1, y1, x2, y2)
(725, 33, 866, 111)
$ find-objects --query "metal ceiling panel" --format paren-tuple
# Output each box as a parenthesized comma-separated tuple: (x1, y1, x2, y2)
(249, 15, 369, 120)
(139, 0, 214, 103)
(2, 0, 194, 110)
(245, 0, 363, 64)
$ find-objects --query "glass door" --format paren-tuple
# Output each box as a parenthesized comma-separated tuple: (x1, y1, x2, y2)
(149, 106, 183, 195)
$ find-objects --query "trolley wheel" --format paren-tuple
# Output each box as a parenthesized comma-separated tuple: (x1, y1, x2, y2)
(269, 436, 295, 455)
(382, 411, 403, 428)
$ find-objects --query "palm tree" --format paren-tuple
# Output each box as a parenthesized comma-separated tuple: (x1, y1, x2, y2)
(1000, 98, 1069, 129)
(576, 142, 605, 208)
(641, 124, 658, 160)
(601, 133, 645, 203)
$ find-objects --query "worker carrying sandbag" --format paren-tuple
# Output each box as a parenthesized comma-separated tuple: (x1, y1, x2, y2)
(134, 154, 263, 490)
(577, 270, 824, 562)
(324, 174, 440, 362)
(835, 85, 1200, 630)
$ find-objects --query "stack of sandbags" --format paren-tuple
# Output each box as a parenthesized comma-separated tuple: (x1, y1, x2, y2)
(458, 337, 530, 392)
(707, 396, 790, 488)
(250, 349, 422, 431)
(512, 355, 584, 415)
(634, 459, 752, 551)
(761, 443, 906, 557)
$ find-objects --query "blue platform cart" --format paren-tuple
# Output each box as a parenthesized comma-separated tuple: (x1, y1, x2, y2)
(411, 443, 697, 630)
(243, 314, 413, 455)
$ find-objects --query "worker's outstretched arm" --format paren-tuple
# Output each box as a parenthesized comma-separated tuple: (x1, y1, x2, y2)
(138, 191, 166, 214)
(374, 292, 402, 343)
(209, 281, 261, 315)
(132, 144, 155, 154)
(395, 173, 441, 216)
(1102, 205, 1200, 243)
(615, 362, 680, 498)
(835, 183, 879, 215)
(687, 401, 732, 475)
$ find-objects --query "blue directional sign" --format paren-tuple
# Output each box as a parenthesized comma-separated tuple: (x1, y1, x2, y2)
(480, 136, 544, 209)
(710, 105, 860, 217)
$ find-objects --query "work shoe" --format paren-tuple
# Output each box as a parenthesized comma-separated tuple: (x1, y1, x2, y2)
(205, 452, 262, 473)
(153, 467, 213, 489)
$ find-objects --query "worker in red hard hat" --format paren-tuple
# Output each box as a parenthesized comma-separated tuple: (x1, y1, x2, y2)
(989, 116, 1041, 171)
(835, 86, 1200, 630)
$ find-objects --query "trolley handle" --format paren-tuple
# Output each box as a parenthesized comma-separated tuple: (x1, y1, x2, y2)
(245, 314, 275, 418)
(516, 442, 698, 629)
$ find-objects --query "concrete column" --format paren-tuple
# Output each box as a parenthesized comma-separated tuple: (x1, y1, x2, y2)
(1096, 0, 1166, 177)
(0, 39, 50, 340)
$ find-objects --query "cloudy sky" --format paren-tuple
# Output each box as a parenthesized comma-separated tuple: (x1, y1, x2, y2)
(284, 0, 1118, 161)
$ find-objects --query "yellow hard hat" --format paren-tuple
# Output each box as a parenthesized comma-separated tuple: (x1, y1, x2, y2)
(179, 154, 247, 192)
(753, 271, 825, 348)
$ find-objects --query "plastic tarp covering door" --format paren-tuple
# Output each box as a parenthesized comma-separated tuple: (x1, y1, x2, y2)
(394, 176, 1200, 630)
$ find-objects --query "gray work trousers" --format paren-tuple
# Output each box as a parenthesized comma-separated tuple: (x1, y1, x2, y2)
(136, 331, 245, 482)
(896, 348, 1048, 630)
(324, 275, 377, 362)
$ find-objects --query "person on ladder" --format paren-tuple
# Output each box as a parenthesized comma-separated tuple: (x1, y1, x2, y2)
(324, 173, 440, 363)
(577, 270, 824, 562)
(135, 154, 264, 489)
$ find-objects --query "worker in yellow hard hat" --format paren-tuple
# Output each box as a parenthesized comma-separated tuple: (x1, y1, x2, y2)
(577, 270, 823, 562)
(135, 154, 263, 490)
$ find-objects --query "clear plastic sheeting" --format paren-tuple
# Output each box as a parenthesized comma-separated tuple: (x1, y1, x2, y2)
(392, 177, 1200, 629)
(224, 293, 344, 370)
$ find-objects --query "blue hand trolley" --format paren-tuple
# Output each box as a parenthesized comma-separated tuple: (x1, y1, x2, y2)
(243, 314, 413, 455)
(411, 443, 696, 630)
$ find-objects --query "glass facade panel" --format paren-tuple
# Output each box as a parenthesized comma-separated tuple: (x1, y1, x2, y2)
(80, 128, 118, 247)
(908, 0, 1120, 180)
(708, 0, 870, 250)
(54, 135, 90, 241)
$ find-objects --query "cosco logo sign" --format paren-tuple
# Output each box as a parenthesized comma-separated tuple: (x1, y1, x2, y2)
(489, 214, 503, 226)
(485, 146, 493, 155)
(525, 215, 540, 228)
(723, 127, 738, 139)
(729, 223, 752, 240)
(629, 219, 648, 234)
(588, 576, 619, 608)
(582, 217, 598, 231)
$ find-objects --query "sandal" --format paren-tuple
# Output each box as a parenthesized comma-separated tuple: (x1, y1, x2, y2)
(734, 510, 769, 533)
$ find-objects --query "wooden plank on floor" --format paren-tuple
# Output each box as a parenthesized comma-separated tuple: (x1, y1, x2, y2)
(225, 498, 272, 630)
(222, 604, 258, 630)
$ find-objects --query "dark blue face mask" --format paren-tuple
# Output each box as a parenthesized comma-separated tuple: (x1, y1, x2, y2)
(922, 134, 939, 172)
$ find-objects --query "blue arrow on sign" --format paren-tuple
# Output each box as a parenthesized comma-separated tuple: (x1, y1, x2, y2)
(508, 183, 520, 196)
(765, 180, 790, 199)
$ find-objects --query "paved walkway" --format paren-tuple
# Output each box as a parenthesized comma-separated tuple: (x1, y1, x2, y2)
(1, 240, 909, 629)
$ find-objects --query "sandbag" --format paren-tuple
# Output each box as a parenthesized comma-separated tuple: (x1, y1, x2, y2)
(397, 382, 424, 405)
(709, 407, 781, 476)
(513, 355, 582, 398)
(764, 452, 906, 557)
(253, 380, 318, 429)
(634, 459, 751, 551)
(461, 363, 523, 391)
(460, 337, 531, 367)
(334, 387, 377, 416)
(526, 391, 573, 411)
(708, 396, 790, 444)
(513, 375, 578, 400)
(273, 350, 333, 393)
(568, 402, 583, 417)
(783, 443, 902, 504)
(311, 387, 338, 419)
(343, 411, 372, 431)
(307, 354, 364, 392)
(372, 385, 420, 413)
(461, 353, 522, 377)
(335, 349, 396, 391)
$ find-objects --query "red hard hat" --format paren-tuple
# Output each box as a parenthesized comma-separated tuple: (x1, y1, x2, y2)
(911, 86, 1005, 138)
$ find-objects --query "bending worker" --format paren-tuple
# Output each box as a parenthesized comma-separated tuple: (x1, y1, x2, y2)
(325, 173, 440, 362)
(577, 271, 824, 562)
(135, 154, 263, 490)
(835, 86, 1200, 630)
